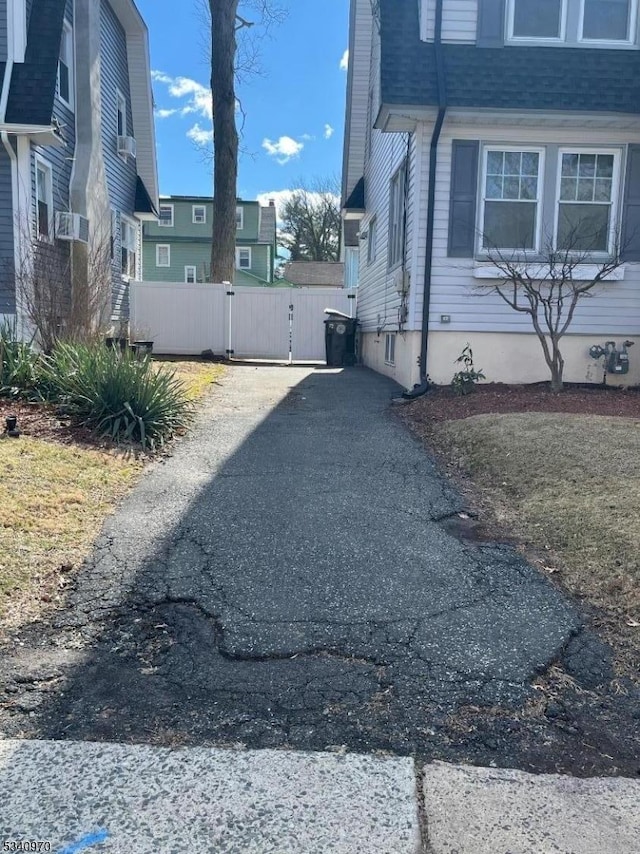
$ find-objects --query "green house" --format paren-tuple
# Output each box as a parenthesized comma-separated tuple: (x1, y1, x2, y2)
(142, 196, 277, 286)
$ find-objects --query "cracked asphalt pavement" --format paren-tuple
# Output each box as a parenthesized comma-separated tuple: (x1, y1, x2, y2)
(1, 366, 638, 775)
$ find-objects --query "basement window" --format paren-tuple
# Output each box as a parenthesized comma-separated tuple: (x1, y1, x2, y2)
(384, 333, 396, 366)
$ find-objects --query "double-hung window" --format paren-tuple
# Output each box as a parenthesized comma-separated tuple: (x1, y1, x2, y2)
(58, 21, 74, 108)
(367, 217, 377, 264)
(156, 244, 171, 267)
(581, 0, 635, 42)
(481, 149, 542, 251)
(389, 162, 407, 268)
(117, 90, 127, 137)
(185, 265, 197, 284)
(509, 0, 565, 40)
(236, 207, 244, 230)
(121, 217, 138, 278)
(158, 204, 174, 227)
(556, 150, 618, 252)
(192, 205, 206, 224)
(236, 247, 251, 269)
(36, 158, 53, 240)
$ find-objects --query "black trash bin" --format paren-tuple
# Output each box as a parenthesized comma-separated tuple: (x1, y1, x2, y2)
(324, 310, 358, 367)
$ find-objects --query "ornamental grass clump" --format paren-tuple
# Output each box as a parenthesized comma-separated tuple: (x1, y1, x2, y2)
(0, 321, 40, 398)
(41, 343, 193, 449)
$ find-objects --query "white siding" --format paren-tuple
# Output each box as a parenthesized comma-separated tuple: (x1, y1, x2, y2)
(419, 119, 640, 335)
(422, 0, 477, 43)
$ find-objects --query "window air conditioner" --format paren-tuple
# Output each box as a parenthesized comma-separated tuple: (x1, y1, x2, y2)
(117, 135, 137, 159)
(55, 212, 90, 244)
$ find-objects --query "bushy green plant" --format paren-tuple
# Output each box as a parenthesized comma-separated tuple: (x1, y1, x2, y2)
(40, 343, 193, 449)
(451, 344, 485, 396)
(0, 320, 39, 398)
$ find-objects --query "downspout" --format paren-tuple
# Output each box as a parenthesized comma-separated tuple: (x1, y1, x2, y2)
(403, 0, 447, 398)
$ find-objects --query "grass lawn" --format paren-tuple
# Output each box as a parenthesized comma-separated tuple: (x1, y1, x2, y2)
(154, 357, 225, 401)
(0, 359, 224, 628)
(400, 390, 640, 673)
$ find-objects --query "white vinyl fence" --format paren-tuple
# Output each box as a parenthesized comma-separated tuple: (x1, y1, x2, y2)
(130, 281, 356, 362)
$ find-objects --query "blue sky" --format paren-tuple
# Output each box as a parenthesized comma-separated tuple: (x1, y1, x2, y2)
(135, 0, 349, 204)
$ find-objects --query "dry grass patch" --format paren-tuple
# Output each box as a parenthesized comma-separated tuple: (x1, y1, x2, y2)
(432, 412, 640, 662)
(0, 437, 142, 627)
(153, 358, 225, 401)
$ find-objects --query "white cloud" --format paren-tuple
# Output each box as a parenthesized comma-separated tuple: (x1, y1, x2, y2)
(324, 124, 335, 139)
(155, 108, 177, 119)
(340, 49, 349, 71)
(187, 123, 214, 145)
(262, 136, 304, 165)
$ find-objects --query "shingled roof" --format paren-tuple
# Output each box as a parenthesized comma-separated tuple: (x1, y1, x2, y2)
(380, 0, 640, 115)
(284, 262, 345, 288)
(5, 0, 67, 125)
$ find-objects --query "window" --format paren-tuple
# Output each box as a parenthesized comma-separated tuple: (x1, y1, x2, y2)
(185, 265, 197, 284)
(367, 217, 377, 264)
(156, 244, 171, 267)
(509, 0, 565, 39)
(389, 162, 407, 267)
(116, 90, 127, 137)
(481, 148, 542, 251)
(581, 0, 635, 41)
(236, 247, 251, 269)
(58, 21, 74, 108)
(556, 150, 618, 252)
(158, 204, 174, 227)
(35, 158, 53, 240)
(192, 205, 206, 224)
(121, 217, 138, 278)
(384, 333, 396, 366)
(236, 207, 244, 230)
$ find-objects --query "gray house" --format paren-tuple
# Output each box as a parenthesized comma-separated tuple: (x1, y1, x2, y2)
(343, 0, 640, 389)
(0, 0, 158, 337)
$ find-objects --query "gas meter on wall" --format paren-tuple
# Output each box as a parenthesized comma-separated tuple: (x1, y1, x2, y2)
(589, 340, 634, 375)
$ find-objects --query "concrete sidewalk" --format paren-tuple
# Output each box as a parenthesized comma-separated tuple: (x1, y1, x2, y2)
(1, 740, 639, 853)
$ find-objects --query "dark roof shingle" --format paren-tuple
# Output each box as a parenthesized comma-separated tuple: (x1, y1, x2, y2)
(380, 0, 640, 115)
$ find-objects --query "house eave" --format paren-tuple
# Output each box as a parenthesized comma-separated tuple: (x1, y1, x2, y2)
(0, 123, 64, 145)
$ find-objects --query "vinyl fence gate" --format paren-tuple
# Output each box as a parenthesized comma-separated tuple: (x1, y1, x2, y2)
(130, 282, 357, 362)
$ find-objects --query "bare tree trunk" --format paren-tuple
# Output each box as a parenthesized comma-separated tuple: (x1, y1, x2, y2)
(210, 0, 239, 284)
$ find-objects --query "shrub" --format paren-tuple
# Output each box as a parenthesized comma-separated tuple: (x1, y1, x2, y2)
(40, 343, 193, 449)
(451, 344, 485, 396)
(0, 320, 39, 398)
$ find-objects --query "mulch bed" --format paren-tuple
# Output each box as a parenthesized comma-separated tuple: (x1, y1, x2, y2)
(399, 383, 640, 424)
(0, 398, 109, 449)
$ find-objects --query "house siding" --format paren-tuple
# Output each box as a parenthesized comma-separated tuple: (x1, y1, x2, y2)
(421, 119, 640, 336)
(342, 0, 374, 203)
(422, 0, 477, 43)
(0, 145, 15, 314)
(143, 240, 272, 285)
(0, 0, 7, 62)
(100, 0, 137, 321)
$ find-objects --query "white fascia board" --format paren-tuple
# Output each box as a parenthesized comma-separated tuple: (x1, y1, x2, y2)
(0, 124, 65, 146)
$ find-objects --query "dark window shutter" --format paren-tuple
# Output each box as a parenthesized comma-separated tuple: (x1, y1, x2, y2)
(621, 145, 640, 261)
(477, 0, 506, 47)
(448, 140, 480, 258)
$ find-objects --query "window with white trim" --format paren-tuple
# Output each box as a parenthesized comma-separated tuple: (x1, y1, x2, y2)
(581, 0, 635, 41)
(389, 162, 407, 268)
(481, 148, 542, 251)
(192, 205, 206, 224)
(367, 216, 377, 264)
(236, 247, 251, 269)
(121, 217, 138, 278)
(117, 90, 127, 137)
(35, 157, 53, 240)
(508, 0, 566, 40)
(185, 265, 197, 283)
(384, 333, 396, 366)
(156, 244, 171, 267)
(236, 207, 244, 230)
(158, 204, 174, 227)
(556, 150, 619, 252)
(58, 21, 74, 108)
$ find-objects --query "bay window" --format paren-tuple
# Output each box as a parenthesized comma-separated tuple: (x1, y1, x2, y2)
(481, 149, 542, 251)
(556, 151, 618, 252)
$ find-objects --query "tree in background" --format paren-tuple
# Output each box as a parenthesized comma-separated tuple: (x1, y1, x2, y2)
(279, 178, 341, 262)
(208, 1, 285, 283)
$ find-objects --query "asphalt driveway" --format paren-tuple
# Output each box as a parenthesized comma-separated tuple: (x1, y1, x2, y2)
(0, 366, 637, 774)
